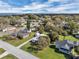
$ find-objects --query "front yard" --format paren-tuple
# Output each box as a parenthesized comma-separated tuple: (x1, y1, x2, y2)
(20, 35, 79, 59)
(2, 32, 35, 46)
(21, 42, 70, 59)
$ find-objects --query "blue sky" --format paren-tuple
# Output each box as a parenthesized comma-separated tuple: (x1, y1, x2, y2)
(0, 0, 79, 13)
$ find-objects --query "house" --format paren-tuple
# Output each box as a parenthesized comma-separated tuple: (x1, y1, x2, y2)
(73, 31, 79, 39)
(17, 29, 29, 39)
(27, 20, 43, 31)
(31, 32, 47, 43)
(11, 28, 29, 39)
(55, 40, 74, 54)
(31, 32, 40, 42)
(31, 37, 39, 43)
(2, 26, 16, 32)
(73, 56, 79, 59)
(74, 41, 79, 46)
(15, 17, 26, 27)
(63, 23, 70, 29)
(35, 31, 41, 37)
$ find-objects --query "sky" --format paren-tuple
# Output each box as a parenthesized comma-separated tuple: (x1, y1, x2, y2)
(0, 0, 79, 13)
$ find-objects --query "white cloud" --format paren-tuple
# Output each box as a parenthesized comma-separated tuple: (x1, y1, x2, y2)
(0, 0, 79, 13)
(46, 3, 79, 13)
(48, 0, 61, 2)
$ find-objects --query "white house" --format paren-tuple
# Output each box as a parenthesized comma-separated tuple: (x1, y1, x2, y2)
(31, 32, 47, 42)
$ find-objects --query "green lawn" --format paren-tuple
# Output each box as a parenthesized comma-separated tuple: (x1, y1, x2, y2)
(3, 32, 35, 46)
(1, 54, 18, 59)
(59, 35, 79, 41)
(21, 35, 77, 59)
(21, 42, 70, 59)
(0, 48, 5, 55)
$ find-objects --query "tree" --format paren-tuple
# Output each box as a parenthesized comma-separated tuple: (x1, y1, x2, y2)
(62, 31, 68, 40)
(49, 31, 59, 43)
(68, 21, 79, 34)
(27, 20, 30, 30)
(38, 25, 44, 34)
(31, 36, 50, 50)
(75, 46, 79, 55)
(45, 22, 54, 32)
(57, 28, 64, 35)
(10, 19, 17, 26)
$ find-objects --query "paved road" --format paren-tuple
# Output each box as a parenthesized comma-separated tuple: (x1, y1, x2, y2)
(0, 40, 38, 59)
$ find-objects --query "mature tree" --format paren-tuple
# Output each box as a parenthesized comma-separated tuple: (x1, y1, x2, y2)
(31, 36, 50, 50)
(49, 31, 59, 43)
(28, 14, 39, 20)
(27, 20, 30, 30)
(75, 46, 79, 55)
(45, 22, 54, 32)
(10, 19, 17, 26)
(68, 21, 79, 34)
(62, 31, 68, 40)
(38, 25, 44, 34)
(57, 28, 64, 35)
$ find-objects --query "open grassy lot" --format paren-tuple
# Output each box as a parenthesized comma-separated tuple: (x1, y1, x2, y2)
(1, 54, 18, 59)
(0, 48, 5, 55)
(3, 32, 35, 46)
(59, 35, 79, 41)
(21, 42, 71, 59)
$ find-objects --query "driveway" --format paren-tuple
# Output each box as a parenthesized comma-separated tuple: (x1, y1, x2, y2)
(0, 40, 38, 59)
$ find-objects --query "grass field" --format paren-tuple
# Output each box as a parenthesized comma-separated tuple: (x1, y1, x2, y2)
(3, 32, 35, 46)
(21, 42, 71, 59)
(1, 54, 18, 59)
(59, 35, 79, 41)
(0, 48, 5, 55)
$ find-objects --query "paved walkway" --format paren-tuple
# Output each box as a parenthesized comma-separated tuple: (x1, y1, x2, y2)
(17, 38, 33, 48)
(0, 40, 38, 59)
(0, 51, 9, 58)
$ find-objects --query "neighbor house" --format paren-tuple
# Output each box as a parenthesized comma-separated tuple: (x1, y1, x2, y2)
(15, 17, 27, 27)
(73, 31, 79, 39)
(17, 28, 29, 39)
(73, 56, 79, 59)
(11, 28, 29, 39)
(55, 40, 74, 54)
(2, 26, 16, 32)
(27, 20, 43, 31)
